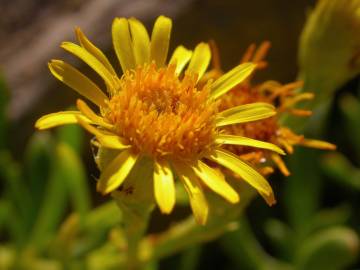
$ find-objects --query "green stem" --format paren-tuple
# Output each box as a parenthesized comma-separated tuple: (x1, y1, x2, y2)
(144, 185, 256, 262)
(113, 194, 153, 270)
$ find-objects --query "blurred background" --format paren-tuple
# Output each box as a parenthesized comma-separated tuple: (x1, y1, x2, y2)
(1, 0, 360, 269)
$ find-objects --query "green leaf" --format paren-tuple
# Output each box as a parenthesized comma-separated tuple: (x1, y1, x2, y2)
(307, 205, 351, 234)
(55, 202, 122, 257)
(264, 219, 294, 259)
(321, 153, 360, 191)
(30, 143, 71, 249)
(0, 200, 9, 231)
(339, 94, 360, 154)
(24, 132, 54, 226)
(0, 151, 32, 240)
(56, 123, 84, 154)
(178, 245, 201, 270)
(221, 218, 292, 270)
(296, 227, 359, 270)
(0, 199, 27, 248)
(57, 143, 91, 222)
(284, 148, 323, 233)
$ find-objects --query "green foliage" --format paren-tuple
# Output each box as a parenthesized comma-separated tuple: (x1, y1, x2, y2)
(0, 90, 111, 268)
(295, 227, 359, 270)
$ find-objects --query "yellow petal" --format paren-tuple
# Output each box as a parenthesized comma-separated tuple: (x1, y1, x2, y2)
(191, 160, 239, 204)
(153, 159, 176, 214)
(129, 18, 150, 66)
(206, 149, 274, 197)
(187, 42, 211, 81)
(48, 60, 108, 107)
(259, 190, 276, 206)
(75, 27, 116, 75)
(169, 45, 193, 75)
(172, 161, 208, 225)
(215, 134, 285, 155)
(112, 18, 136, 72)
(150, 16, 172, 67)
(61, 42, 116, 89)
(97, 150, 138, 194)
(76, 99, 113, 129)
(210, 63, 256, 99)
(76, 117, 130, 150)
(216, 102, 276, 127)
(35, 111, 92, 130)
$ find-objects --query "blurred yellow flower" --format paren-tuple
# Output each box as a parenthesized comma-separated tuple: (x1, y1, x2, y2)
(35, 16, 283, 224)
(208, 41, 336, 176)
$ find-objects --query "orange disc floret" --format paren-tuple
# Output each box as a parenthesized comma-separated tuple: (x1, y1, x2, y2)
(105, 63, 219, 160)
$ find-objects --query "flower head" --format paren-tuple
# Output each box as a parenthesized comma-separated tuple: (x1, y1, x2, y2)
(35, 16, 282, 224)
(208, 41, 336, 176)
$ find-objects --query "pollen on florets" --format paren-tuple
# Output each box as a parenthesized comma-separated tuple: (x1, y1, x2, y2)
(104, 63, 219, 160)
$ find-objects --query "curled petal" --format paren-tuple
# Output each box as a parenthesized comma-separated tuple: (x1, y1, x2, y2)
(48, 60, 108, 107)
(35, 111, 92, 130)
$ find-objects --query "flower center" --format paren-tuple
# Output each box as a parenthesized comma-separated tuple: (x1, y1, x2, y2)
(105, 64, 218, 160)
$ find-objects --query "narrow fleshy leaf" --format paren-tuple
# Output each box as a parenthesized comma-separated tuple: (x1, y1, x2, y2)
(173, 161, 208, 225)
(58, 143, 91, 219)
(206, 149, 274, 198)
(75, 27, 116, 75)
(153, 159, 176, 214)
(187, 43, 211, 81)
(129, 18, 150, 66)
(169, 46, 193, 75)
(216, 103, 276, 127)
(192, 160, 239, 203)
(97, 150, 138, 194)
(215, 134, 285, 155)
(48, 60, 108, 107)
(61, 42, 116, 89)
(150, 16, 172, 67)
(112, 18, 136, 72)
(35, 111, 92, 130)
(210, 63, 256, 99)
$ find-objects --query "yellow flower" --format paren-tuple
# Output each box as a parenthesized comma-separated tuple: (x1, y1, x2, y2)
(35, 16, 282, 224)
(208, 41, 336, 176)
